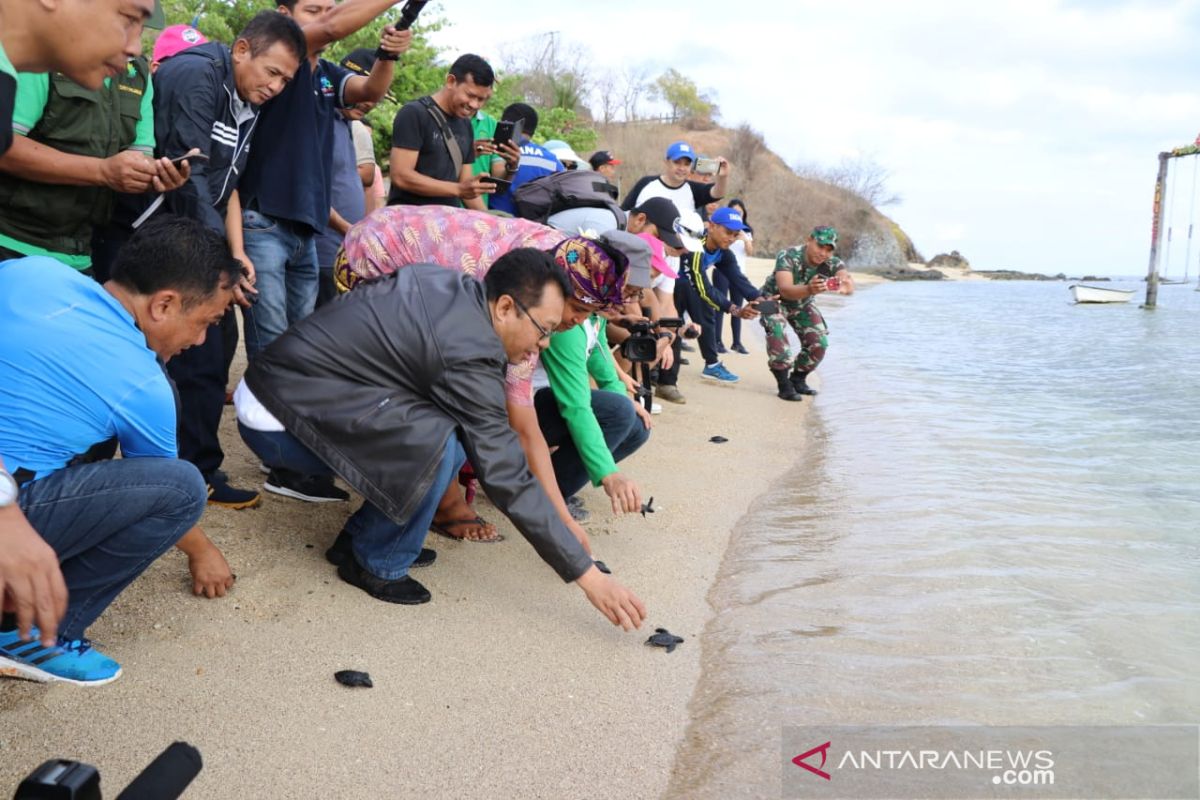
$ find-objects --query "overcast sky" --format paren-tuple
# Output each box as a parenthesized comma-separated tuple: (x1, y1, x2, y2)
(427, 0, 1200, 276)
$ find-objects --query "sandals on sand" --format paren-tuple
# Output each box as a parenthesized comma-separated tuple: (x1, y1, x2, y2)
(429, 516, 504, 543)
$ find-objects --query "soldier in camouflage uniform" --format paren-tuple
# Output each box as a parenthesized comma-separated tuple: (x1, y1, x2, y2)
(759, 225, 854, 401)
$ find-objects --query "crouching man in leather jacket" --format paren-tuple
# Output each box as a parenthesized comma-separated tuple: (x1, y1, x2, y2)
(237, 247, 646, 629)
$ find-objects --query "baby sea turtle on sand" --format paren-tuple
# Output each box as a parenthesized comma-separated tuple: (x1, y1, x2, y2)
(334, 670, 373, 688)
(709, 435, 729, 444)
(640, 497, 655, 518)
(645, 628, 684, 653)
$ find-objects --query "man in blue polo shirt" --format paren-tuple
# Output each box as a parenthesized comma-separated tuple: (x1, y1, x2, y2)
(238, 0, 413, 367)
(488, 102, 561, 216)
(0, 215, 244, 686)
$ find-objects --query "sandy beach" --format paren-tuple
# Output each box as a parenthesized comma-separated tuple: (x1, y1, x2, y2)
(0, 256, 828, 798)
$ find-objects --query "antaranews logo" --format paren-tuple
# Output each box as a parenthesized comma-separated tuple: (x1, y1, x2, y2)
(792, 741, 832, 781)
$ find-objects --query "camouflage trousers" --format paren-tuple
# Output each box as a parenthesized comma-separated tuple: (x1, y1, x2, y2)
(760, 304, 828, 373)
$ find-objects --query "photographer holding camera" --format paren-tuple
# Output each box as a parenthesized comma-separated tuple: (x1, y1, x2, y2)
(760, 225, 855, 401)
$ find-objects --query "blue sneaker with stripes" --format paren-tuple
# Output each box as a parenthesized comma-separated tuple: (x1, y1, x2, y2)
(0, 628, 122, 686)
(701, 361, 740, 383)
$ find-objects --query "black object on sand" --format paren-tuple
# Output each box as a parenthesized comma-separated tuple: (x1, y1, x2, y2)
(645, 628, 684, 653)
(640, 497, 655, 517)
(334, 670, 374, 688)
(709, 435, 729, 444)
(593, 560, 612, 575)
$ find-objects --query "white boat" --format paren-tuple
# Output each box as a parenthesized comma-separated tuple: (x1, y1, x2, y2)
(1069, 284, 1135, 304)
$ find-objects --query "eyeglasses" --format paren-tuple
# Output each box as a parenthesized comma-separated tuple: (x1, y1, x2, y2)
(511, 295, 552, 342)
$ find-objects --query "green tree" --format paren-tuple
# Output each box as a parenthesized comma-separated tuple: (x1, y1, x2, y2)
(650, 68, 717, 124)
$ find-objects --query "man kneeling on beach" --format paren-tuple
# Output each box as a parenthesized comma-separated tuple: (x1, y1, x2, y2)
(237, 248, 647, 628)
(0, 217, 244, 685)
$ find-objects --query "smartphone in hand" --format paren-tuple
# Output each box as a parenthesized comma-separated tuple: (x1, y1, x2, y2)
(492, 118, 524, 149)
(481, 175, 512, 192)
(753, 298, 780, 315)
(169, 150, 209, 165)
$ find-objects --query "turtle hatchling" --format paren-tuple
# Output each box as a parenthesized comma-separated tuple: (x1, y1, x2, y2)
(645, 628, 684, 653)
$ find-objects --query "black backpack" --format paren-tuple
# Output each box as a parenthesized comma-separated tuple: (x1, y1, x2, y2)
(514, 170, 626, 227)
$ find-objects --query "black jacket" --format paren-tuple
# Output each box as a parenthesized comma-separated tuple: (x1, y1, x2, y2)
(245, 266, 595, 583)
(682, 241, 761, 311)
(152, 42, 258, 232)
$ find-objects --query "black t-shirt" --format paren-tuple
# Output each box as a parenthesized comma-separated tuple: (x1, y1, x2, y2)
(387, 96, 474, 207)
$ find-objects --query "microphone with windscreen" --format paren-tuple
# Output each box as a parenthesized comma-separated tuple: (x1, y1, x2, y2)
(375, 0, 430, 61)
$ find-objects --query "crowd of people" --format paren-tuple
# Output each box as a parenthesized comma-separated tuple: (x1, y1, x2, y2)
(0, 0, 853, 687)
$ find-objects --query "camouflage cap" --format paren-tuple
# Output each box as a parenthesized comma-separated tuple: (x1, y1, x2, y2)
(811, 226, 838, 247)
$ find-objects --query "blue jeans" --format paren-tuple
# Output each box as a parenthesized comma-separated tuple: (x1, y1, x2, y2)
(238, 424, 465, 580)
(240, 209, 319, 361)
(533, 388, 651, 498)
(18, 458, 206, 639)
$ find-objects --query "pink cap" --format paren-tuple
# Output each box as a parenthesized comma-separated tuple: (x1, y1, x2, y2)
(152, 25, 207, 64)
(634, 231, 676, 279)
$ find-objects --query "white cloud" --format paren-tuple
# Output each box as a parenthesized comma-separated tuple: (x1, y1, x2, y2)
(423, 0, 1200, 275)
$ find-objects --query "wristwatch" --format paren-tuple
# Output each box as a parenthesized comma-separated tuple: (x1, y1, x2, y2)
(0, 469, 18, 508)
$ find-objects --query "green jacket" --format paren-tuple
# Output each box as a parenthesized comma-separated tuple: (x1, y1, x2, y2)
(540, 315, 627, 485)
(0, 59, 149, 260)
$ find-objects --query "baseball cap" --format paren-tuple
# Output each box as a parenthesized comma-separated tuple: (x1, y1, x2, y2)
(634, 232, 676, 280)
(152, 24, 207, 64)
(588, 150, 621, 169)
(674, 211, 705, 252)
(709, 206, 748, 232)
(544, 139, 583, 166)
(811, 226, 838, 247)
(340, 48, 396, 101)
(147, 0, 166, 30)
(631, 197, 684, 250)
(599, 230, 652, 289)
(665, 141, 695, 163)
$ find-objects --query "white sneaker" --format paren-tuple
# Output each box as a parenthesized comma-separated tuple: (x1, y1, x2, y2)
(650, 402, 663, 415)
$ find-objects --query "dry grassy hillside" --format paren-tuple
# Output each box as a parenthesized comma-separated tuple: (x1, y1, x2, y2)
(597, 122, 915, 268)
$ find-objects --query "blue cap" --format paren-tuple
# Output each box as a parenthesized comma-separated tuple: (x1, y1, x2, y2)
(710, 206, 747, 231)
(665, 141, 695, 162)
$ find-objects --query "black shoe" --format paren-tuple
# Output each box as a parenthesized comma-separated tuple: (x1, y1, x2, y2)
(731, 343, 750, 355)
(773, 369, 804, 402)
(790, 371, 818, 396)
(325, 531, 435, 568)
(714, 341, 727, 354)
(679, 340, 695, 352)
(264, 468, 350, 503)
(337, 559, 431, 604)
(679, 356, 690, 366)
(207, 474, 262, 509)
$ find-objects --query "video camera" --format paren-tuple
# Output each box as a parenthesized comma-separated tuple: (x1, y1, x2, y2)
(15, 742, 202, 800)
(620, 317, 684, 364)
(619, 318, 686, 412)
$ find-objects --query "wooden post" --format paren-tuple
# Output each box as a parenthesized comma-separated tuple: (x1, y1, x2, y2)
(1144, 152, 1169, 309)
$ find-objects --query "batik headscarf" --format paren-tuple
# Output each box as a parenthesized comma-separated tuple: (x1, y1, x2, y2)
(550, 236, 628, 309)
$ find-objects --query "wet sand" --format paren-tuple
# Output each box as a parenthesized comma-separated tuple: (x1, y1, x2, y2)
(0, 257, 819, 798)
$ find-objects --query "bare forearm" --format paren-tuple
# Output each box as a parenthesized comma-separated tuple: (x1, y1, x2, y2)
(174, 525, 214, 558)
(225, 190, 245, 256)
(303, 0, 399, 55)
(346, 62, 395, 105)
(390, 161, 461, 199)
(0, 137, 105, 186)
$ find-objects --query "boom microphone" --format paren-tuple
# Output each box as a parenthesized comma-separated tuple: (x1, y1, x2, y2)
(113, 742, 202, 800)
(375, 0, 430, 61)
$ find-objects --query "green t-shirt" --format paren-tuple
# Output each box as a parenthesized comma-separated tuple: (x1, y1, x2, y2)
(471, 111, 497, 209)
(0, 41, 17, 156)
(1, 65, 156, 269)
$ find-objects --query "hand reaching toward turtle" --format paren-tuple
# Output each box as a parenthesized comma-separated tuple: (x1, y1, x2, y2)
(577, 565, 646, 630)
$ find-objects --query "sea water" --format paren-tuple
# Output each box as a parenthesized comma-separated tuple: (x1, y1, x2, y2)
(667, 279, 1200, 797)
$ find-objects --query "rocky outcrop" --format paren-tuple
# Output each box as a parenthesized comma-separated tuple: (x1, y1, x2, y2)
(928, 251, 971, 271)
(974, 270, 1066, 281)
(858, 266, 946, 281)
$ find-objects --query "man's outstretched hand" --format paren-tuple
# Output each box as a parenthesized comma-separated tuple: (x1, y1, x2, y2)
(0, 508, 67, 647)
(577, 565, 646, 631)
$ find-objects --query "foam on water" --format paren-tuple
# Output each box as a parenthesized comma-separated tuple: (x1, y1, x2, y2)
(667, 279, 1200, 798)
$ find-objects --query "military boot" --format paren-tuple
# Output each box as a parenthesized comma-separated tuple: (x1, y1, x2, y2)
(773, 369, 803, 401)
(790, 370, 818, 395)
